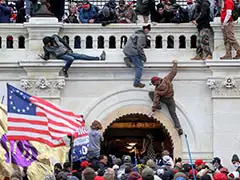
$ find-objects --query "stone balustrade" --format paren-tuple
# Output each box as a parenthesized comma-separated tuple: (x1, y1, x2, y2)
(0, 17, 239, 62)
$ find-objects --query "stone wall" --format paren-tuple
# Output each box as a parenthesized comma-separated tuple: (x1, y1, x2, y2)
(0, 17, 240, 169)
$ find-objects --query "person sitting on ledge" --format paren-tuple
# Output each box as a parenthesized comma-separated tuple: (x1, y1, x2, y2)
(148, 60, 183, 136)
(40, 35, 106, 78)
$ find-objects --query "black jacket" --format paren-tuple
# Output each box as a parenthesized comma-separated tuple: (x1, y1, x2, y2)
(195, 0, 211, 30)
(42, 35, 72, 59)
(136, 0, 155, 21)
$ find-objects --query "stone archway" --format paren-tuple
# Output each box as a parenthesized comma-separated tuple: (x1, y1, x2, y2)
(100, 105, 182, 158)
(84, 88, 197, 158)
(102, 113, 174, 158)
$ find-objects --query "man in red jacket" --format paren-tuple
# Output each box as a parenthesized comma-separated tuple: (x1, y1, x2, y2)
(148, 60, 183, 135)
(220, 0, 240, 59)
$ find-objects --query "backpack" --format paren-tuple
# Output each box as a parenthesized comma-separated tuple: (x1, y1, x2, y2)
(232, 1, 239, 21)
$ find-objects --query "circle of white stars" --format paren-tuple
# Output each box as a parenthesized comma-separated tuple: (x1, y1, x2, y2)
(9, 89, 32, 113)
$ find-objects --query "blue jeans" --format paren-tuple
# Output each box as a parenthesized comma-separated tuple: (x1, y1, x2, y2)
(127, 55, 143, 85)
(59, 52, 99, 70)
(26, 0, 38, 19)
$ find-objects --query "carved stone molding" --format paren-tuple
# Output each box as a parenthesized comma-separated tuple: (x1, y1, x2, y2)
(207, 77, 240, 97)
(21, 77, 65, 96)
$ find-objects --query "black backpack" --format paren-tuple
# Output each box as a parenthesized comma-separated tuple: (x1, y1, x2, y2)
(232, 1, 239, 21)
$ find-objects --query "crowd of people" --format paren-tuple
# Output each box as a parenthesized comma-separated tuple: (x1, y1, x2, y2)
(0, 0, 223, 24)
(9, 148, 240, 180)
(6, 120, 239, 180)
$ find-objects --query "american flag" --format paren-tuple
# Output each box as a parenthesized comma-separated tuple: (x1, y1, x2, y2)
(7, 84, 85, 147)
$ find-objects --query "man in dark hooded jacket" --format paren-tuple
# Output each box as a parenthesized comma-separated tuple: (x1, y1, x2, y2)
(148, 60, 183, 135)
(123, 24, 151, 88)
(40, 35, 106, 78)
(95, 5, 117, 26)
(136, 0, 155, 23)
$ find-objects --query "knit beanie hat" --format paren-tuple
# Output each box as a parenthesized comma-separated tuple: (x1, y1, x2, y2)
(102, 6, 110, 17)
(146, 159, 157, 170)
(212, 157, 221, 164)
(142, 167, 154, 177)
(42, 36, 53, 45)
(232, 154, 240, 163)
(142, 24, 151, 31)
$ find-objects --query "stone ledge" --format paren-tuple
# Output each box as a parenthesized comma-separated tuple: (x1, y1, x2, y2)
(3, 60, 240, 68)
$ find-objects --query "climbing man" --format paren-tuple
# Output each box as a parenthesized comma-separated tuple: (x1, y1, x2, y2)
(148, 60, 183, 135)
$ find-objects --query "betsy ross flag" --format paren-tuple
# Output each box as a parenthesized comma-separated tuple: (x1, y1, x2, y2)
(7, 84, 85, 147)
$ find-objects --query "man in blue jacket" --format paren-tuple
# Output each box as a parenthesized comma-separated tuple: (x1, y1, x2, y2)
(0, 0, 11, 23)
(79, 0, 99, 23)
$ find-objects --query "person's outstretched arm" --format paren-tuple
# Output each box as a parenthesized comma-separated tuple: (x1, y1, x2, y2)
(166, 60, 178, 82)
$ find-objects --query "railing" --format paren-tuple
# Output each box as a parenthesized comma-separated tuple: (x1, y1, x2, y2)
(0, 17, 235, 62)
(0, 23, 198, 50)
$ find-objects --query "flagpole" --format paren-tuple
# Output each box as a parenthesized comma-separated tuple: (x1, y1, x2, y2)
(184, 134, 196, 180)
(70, 135, 74, 174)
(1, 95, 4, 104)
(9, 141, 12, 169)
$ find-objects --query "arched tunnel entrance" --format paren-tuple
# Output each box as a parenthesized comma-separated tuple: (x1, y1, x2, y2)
(101, 113, 174, 159)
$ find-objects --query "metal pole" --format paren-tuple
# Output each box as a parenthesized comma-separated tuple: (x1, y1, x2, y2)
(1, 96, 4, 104)
(184, 134, 197, 180)
(70, 135, 74, 174)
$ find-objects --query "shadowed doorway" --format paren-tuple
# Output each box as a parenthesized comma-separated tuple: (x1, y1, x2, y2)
(101, 113, 174, 159)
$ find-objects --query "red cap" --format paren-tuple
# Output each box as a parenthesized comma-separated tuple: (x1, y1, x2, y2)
(82, 4, 90, 8)
(151, 76, 159, 85)
(195, 159, 205, 166)
(81, 161, 90, 168)
(187, 0, 193, 4)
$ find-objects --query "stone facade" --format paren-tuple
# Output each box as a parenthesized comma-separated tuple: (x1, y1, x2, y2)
(1, 17, 240, 169)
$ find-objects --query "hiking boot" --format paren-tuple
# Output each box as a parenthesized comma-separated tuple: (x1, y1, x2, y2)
(220, 55, 232, 60)
(176, 127, 183, 136)
(62, 68, 69, 78)
(124, 57, 132, 67)
(191, 55, 203, 60)
(100, 50, 106, 60)
(203, 55, 212, 60)
(233, 51, 240, 59)
(133, 83, 145, 88)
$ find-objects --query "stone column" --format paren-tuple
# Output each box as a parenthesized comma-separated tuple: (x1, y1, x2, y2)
(211, 18, 224, 59)
(206, 61, 240, 169)
(24, 17, 62, 51)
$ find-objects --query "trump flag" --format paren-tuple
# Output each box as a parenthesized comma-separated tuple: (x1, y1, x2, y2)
(7, 84, 85, 147)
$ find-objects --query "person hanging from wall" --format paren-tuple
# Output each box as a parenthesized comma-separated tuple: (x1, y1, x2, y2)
(39, 35, 106, 78)
(123, 24, 151, 88)
(148, 60, 183, 136)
